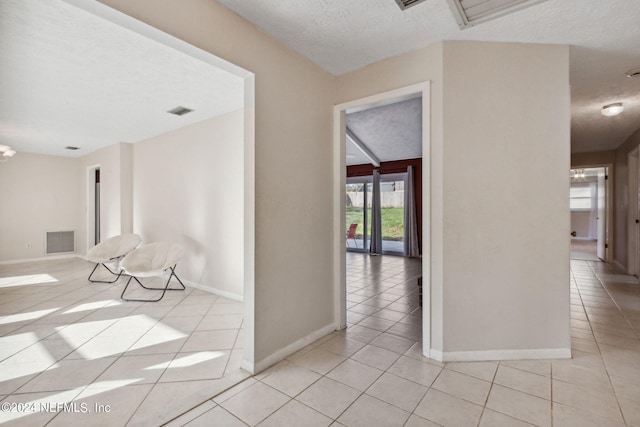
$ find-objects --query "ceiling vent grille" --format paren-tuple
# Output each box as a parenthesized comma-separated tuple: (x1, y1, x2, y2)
(394, 0, 428, 10)
(446, 0, 547, 29)
(167, 106, 194, 116)
(65, 146, 79, 150)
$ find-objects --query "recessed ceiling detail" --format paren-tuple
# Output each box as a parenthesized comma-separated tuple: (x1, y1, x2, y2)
(394, 0, 428, 11)
(446, 0, 548, 28)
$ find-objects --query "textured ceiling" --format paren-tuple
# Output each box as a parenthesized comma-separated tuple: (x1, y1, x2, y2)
(0, 0, 244, 158)
(217, 0, 640, 153)
(346, 98, 422, 166)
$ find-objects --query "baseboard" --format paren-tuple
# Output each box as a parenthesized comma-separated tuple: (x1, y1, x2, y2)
(0, 254, 80, 266)
(432, 347, 571, 362)
(241, 323, 337, 374)
(183, 280, 243, 302)
(614, 260, 627, 274)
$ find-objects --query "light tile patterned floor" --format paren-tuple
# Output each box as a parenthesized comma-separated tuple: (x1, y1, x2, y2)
(0, 257, 246, 426)
(170, 256, 640, 427)
(3, 255, 640, 426)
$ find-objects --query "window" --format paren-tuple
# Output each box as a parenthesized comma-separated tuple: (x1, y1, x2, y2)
(570, 183, 593, 211)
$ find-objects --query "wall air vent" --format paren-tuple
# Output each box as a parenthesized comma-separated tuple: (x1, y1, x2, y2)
(167, 106, 194, 116)
(394, 0, 428, 10)
(46, 230, 76, 255)
(65, 146, 79, 150)
(446, 0, 547, 29)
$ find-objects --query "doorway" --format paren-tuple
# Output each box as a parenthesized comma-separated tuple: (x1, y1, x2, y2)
(628, 149, 639, 276)
(569, 166, 611, 262)
(334, 82, 431, 355)
(87, 164, 101, 251)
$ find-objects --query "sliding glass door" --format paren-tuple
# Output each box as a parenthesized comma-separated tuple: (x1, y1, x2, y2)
(380, 174, 406, 254)
(346, 176, 372, 251)
(347, 173, 409, 255)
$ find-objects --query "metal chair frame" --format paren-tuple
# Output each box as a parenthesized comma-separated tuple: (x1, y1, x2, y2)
(88, 257, 126, 283)
(120, 265, 185, 302)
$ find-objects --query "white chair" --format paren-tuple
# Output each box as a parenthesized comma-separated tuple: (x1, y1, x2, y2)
(120, 242, 186, 302)
(86, 234, 142, 283)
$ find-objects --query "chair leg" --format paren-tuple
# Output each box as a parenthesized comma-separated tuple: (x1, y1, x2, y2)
(88, 261, 124, 283)
(120, 265, 185, 302)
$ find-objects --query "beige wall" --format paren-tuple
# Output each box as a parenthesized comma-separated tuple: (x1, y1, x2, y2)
(614, 128, 640, 270)
(133, 111, 245, 298)
(338, 42, 571, 358)
(441, 42, 570, 354)
(0, 153, 80, 261)
(98, 0, 336, 367)
(76, 143, 133, 256)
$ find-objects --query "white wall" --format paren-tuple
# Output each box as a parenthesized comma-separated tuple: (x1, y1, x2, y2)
(0, 153, 80, 261)
(133, 111, 245, 299)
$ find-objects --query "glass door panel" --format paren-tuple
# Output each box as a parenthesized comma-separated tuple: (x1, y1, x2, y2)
(380, 177, 405, 254)
(346, 181, 367, 250)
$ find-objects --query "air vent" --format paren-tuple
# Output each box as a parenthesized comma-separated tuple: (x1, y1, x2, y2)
(446, 0, 547, 29)
(167, 106, 194, 116)
(65, 146, 79, 150)
(46, 231, 75, 255)
(394, 0, 428, 10)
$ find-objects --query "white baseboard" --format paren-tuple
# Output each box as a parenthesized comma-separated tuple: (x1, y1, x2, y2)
(431, 347, 571, 362)
(183, 280, 243, 302)
(614, 260, 628, 274)
(0, 254, 80, 266)
(241, 323, 336, 374)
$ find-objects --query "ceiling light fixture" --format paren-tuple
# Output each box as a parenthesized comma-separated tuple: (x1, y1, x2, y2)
(601, 102, 624, 117)
(0, 145, 16, 162)
(626, 67, 640, 78)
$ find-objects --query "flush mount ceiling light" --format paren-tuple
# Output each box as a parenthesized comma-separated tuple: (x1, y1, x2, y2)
(601, 102, 624, 117)
(626, 67, 640, 78)
(446, 0, 548, 29)
(0, 144, 16, 162)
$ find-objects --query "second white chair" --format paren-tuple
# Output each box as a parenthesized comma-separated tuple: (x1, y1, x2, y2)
(120, 242, 186, 302)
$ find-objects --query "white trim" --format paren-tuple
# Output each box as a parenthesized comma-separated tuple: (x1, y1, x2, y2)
(184, 280, 243, 302)
(241, 323, 336, 374)
(333, 81, 432, 354)
(436, 348, 572, 362)
(0, 254, 79, 266)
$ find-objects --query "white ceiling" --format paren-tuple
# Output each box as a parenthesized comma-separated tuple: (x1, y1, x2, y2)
(346, 98, 422, 166)
(0, 0, 244, 158)
(217, 0, 640, 154)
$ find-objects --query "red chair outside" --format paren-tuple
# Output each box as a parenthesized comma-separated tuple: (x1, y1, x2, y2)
(346, 223, 358, 248)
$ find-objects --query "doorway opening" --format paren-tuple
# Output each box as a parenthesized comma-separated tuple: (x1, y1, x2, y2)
(570, 166, 611, 262)
(334, 82, 431, 355)
(628, 149, 640, 276)
(87, 164, 101, 251)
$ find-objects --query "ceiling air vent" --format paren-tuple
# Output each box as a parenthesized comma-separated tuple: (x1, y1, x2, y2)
(65, 146, 79, 150)
(167, 106, 194, 116)
(446, 0, 547, 29)
(394, 0, 428, 10)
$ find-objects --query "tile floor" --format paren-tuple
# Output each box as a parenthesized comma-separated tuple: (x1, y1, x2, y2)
(0, 257, 246, 426)
(170, 255, 640, 427)
(3, 255, 640, 426)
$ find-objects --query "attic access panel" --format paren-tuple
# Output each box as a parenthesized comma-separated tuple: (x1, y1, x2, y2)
(447, 0, 547, 28)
